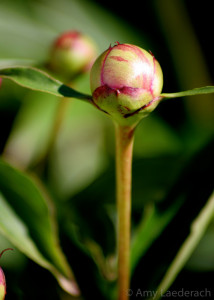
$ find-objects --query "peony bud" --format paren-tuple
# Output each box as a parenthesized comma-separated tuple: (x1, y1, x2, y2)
(0, 78, 2, 87)
(49, 31, 97, 80)
(0, 267, 6, 300)
(90, 43, 163, 125)
(0, 249, 13, 300)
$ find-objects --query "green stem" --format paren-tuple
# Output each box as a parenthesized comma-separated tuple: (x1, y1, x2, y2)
(48, 97, 70, 153)
(115, 123, 135, 300)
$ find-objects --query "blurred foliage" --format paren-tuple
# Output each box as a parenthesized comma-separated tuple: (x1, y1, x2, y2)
(0, 0, 213, 299)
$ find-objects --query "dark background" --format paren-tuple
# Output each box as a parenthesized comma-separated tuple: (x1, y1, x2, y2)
(0, 1, 214, 299)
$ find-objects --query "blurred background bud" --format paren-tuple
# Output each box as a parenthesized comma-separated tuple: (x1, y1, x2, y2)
(48, 30, 97, 81)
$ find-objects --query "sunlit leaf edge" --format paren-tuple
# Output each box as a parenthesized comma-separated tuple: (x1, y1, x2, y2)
(0, 65, 92, 101)
(0, 192, 80, 296)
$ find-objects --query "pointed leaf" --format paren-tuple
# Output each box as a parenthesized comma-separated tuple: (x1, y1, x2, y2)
(131, 200, 182, 275)
(0, 193, 79, 295)
(131, 139, 214, 296)
(153, 192, 214, 300)
(0, 66, 92, 101)
(161, 86, 214, 99)
(0, 158, 80, 295)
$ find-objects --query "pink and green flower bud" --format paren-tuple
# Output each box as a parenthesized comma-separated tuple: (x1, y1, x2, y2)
(90, 43, 163, 125)
(0, 78, 2, 87)
(0, 249, 13, 300)
(49, 31, 97, 80)
(0, 267, 6, 300)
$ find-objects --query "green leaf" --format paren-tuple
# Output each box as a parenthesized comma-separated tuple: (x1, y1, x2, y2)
(131, 200, 182, 275)
(186, 221, 214, 271)
(4, 92, 59, 168)
(131, 138, 214, 295)
(49, 99, 107, 198)
(0, 158, 80, 296)
(152, 192, 214, 300)
(0, 66, 92, 101)
(161, 86, 214, 99)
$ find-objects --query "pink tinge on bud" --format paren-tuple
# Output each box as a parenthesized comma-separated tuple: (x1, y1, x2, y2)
(53, 31, 93, 59)
(92, 43, 162, 96)
(90, 43, 163, 124)
(49, 30, 97, 79)
(0, 267, 6, 300)
(0, 249, 13, 300)
(54, 31, 81, 48)
(0, 78, 2, 87)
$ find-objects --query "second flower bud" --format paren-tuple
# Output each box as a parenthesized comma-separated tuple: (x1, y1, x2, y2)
(49, 31, 97, 81)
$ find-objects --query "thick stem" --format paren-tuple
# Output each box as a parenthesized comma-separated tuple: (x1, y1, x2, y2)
(115, 123, 135, 300)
